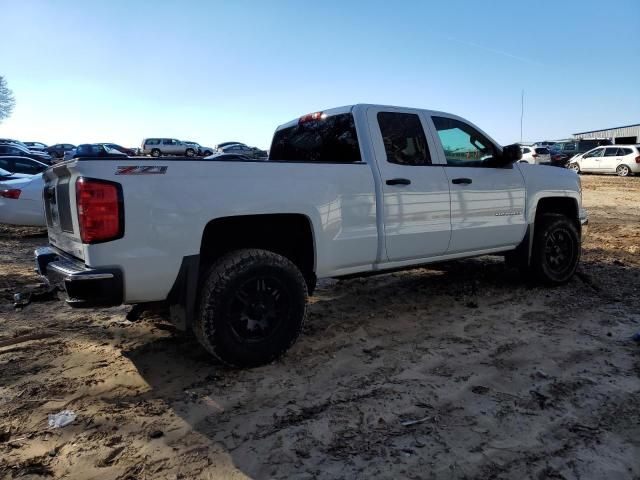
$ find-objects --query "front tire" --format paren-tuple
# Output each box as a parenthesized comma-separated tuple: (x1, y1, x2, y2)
(186, 148, 196, 157)
(569, 163, 580, 174)
(195, 249, 307, 367)
(530, 213, 580, 285)
(616, 165, 631, 177)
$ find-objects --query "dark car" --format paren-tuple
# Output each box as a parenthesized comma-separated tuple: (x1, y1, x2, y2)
(0, 144, 53, 164)
(46, 143, 76, 159)
(23, 142, 48, 152)
(0, 156, 49, 175)
(73, 144, 127, 158)
(99, 143, 136, 156)
(550, 139, 612, 166)
(215, 141, 246, 151)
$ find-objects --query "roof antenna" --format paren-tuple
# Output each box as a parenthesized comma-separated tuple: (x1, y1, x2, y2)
(520, 89, 524, 143)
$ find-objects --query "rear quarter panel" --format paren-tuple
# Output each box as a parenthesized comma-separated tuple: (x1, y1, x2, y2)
(71, 159, 378, 303)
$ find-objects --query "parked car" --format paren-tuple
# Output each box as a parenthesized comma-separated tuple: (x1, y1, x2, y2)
(0, 174, 46, 227)
(46, 144, 76, 159)
(568, 145, 640, 177)
(0, 144, 53, 164)
(551, 139, 612, 164)
(141, 138, 197, 157)
(63, 148, 76, 161)
(0, 138, 34, 151)
(183, 141, 214, 157)
(36, 103, 587, 368)
(215, 141, 245, 150)
(0, 167, 34, 180)
(520, 146, 551, 165)
(218, 143, 257, 157)
(0, 156, 48, 175)
(99, 143, 136, 156)
(24, 142, 48, 152)
(73, 144, 128, 158)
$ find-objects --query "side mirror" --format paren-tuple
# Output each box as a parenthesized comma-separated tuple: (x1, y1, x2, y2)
(500, 144, 522, 165)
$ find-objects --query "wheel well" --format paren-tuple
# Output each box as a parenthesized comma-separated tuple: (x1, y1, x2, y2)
(200, 214, 315, 278)
(535, 197, 578, 226)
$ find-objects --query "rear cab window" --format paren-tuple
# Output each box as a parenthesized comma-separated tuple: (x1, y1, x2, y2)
(269, 113, 361, 163)
(534, 148, 549, 154)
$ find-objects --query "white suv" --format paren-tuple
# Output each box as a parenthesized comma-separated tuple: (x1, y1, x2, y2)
(569, 145, 640, 177)
(520, 146, 551, 165)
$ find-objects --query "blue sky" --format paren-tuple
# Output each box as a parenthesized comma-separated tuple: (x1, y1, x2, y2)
(1, 0, 638, 148)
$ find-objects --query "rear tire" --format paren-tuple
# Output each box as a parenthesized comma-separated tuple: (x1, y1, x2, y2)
(529, 213, 580, 285)
(151, 149, 161, 158)
(616, 164, 631, 177)
(194, 249, 307, 368)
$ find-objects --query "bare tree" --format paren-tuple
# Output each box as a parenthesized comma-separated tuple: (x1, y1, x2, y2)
(0, 76, 16, 123)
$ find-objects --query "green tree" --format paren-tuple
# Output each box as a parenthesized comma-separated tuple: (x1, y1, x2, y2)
(0, 76, 16, 123)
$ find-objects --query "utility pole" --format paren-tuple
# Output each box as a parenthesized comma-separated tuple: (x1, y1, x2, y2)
(520, 90, 524, 143)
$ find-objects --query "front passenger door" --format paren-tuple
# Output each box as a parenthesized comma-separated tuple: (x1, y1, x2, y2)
(580, 148, 604, 171)
(428, 115, 526, 254)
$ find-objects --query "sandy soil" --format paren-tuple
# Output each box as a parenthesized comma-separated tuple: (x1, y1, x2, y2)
(1, 174, 639, 480)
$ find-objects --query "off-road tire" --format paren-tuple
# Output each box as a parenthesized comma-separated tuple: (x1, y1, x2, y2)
(616, 165, 631, 177)
(529, 213, 580, 285)
(194, 249, 307, 367)
(150, 149, 161, 158)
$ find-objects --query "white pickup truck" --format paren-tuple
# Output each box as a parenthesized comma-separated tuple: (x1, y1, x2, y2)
(36, 104, 588, 367)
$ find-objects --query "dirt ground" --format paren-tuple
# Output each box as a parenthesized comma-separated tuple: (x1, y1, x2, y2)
(1, 174, 639, 480)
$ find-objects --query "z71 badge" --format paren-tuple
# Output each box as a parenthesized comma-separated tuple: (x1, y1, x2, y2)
(116, 166, 168, 175)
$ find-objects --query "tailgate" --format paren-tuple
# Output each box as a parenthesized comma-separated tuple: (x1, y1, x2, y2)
(43, 162, 85, 260)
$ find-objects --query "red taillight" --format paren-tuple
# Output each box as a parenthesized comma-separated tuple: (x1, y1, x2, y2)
(299, 111, 325, 124)
(76, 177, 123, 244)
(1, 189, 21, 199)
(635, 155, 640, 164)
(532, 153, 539, 158)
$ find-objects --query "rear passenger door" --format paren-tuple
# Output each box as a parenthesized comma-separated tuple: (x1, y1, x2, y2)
(602, 147, 622, 172)
(426, 115, 527, 254)
(366, 107, 451, 262)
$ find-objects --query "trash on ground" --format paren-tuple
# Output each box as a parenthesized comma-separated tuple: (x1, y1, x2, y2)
(48, 410, 76, 429)
(401, 416, 432, 427)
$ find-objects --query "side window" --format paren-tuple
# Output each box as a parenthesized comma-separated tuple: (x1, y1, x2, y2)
(162, 139, 172, 145)
(584, 148, 604, 158)
(377, 112, 431, 166)
(14, 159, 44, 174)
(621, 148, 633, 155)
(604, 148, 620, 157)
(0, 159, 10, 170)
(432, 116, 497, 167)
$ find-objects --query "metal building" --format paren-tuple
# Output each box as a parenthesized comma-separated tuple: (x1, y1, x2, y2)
(573, 123, 640, 144)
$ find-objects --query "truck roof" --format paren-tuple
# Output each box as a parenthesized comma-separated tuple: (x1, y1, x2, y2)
(275, 103, 464, 132)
